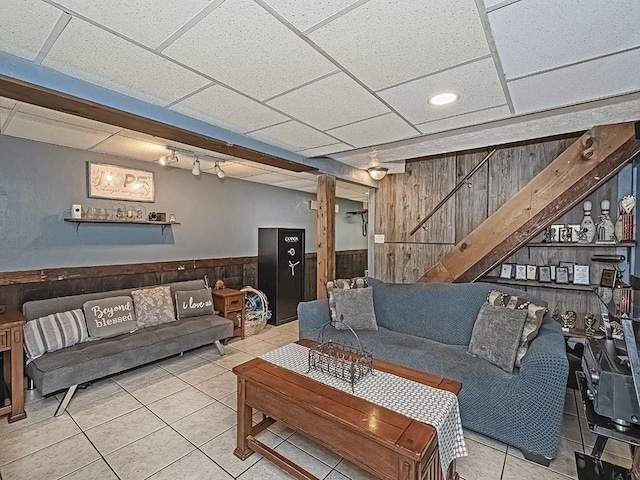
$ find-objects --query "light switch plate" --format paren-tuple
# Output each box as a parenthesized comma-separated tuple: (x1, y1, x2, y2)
(374, 234, 385, 244)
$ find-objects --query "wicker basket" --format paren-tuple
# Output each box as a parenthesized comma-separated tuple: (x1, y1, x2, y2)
(241, 286, 269, 336)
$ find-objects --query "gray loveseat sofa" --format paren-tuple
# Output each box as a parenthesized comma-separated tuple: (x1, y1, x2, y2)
(22, 279, 233, 415)
(298, 280, 569, 465)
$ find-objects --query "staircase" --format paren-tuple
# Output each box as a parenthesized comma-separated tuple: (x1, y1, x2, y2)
(419, 122, 640, 283)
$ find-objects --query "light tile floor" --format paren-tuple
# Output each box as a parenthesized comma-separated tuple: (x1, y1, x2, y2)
(0, 321, 633, 480)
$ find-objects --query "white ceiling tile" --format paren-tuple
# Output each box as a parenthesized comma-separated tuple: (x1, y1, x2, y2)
(326, 114, 417, 148)
(508, 49, 640, 114)
(309, 0, 490, 91)
(0, 97, 17, 109)
(261, 0, 364, 31)
(267, 73, 389, 130)
(17, 103, 122, 133)
(488, 0, 640, 78)
(204, 162, 270, 178)
(4, 112, 112, 149)
(297, 143, 351, 157)
(272, 179, 318, 190)
(171, 84, 288, 133)
(483, 0, 506, 7)
(52, 0, 211, 49)
(0, 0, 61, 61)
(163, 0, 336, 100)
(417, 105, 511, 135)
(240, 172, 299, 185)
(42, 18, 210, 106)
(91, 134, 170, 161)
(379, 58, 507, 125)
(248, 121, 337, 150)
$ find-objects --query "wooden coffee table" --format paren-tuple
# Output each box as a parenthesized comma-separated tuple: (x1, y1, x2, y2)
(232, 339, 461, 480)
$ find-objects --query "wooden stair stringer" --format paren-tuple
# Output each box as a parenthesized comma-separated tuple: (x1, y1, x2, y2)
(419, 123, 640, 284)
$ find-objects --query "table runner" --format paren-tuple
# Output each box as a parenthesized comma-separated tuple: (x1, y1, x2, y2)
(261, 343, 467, 477)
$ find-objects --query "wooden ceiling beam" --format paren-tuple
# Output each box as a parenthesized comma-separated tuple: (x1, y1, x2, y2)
(0, 74, 316, 173)
(419, 122, 640, 283)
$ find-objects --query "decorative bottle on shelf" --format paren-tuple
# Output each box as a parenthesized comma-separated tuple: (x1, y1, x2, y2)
(579, 200, 596, 243)
(595, 200, 616, 244)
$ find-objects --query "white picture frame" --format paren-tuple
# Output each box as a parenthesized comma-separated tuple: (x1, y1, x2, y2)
(500, 264, 513, 279)
(88, 162, 155, 203)
(526, 265, 537, 281)
(573, 265, 590, 285)
(515, 265, 527, 280)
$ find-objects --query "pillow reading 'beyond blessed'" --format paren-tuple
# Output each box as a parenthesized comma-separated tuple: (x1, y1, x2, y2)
(175, 289, 215, 319)
(83, 296, 138, 339)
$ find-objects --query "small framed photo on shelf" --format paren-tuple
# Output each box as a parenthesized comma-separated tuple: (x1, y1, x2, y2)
(556, 267, 569, 284)
(560, 227, 573, 242)
(539, 266, 552, 283)
(500, 264, 513, 279)
(526, 265, 538, 281)
(515, 265, 527, 281)
(568, 224, 582, 243)
(573, 265, 590, 285)
(559, 261, 575, 282)
(550, 265, 556, 281)
(550, 224, 564, 242)
(600, 269, 617, 288)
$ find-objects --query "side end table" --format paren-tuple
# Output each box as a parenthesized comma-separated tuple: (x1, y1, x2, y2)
(1, 311, 26, 423)
(212, 288, 245, 340)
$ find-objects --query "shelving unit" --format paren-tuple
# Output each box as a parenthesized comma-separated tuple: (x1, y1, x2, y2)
(483, 276, 594, 292)
(527, 241, 635, 248)
(64, 218, 180, 235)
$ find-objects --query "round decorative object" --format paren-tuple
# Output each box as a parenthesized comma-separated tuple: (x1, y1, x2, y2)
(580, 200, 596, 243)
(169, 214, 176, 222)
(241, 286, 270, 336)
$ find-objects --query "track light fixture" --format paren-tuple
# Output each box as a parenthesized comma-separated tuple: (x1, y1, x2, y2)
(214, 161, 226, 179)
(159, 150, 178, 166)
(192, 157, 201, 176)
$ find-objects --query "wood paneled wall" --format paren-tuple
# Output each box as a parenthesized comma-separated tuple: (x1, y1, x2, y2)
(0, 249, 367, 312)
(373, 135, 633, 321)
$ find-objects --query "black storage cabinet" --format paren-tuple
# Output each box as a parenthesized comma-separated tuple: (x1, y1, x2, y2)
(258, 228, 305, 325)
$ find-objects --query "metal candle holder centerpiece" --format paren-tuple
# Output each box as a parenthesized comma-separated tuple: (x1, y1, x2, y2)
(307, 322, 374, 392)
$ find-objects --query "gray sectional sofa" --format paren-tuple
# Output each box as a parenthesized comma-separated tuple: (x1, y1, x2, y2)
(297, 280, 569, 465)
(22, 280, 233, 415)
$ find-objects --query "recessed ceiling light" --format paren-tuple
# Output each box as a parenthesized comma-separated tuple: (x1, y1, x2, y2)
(427, 92, 459, 106)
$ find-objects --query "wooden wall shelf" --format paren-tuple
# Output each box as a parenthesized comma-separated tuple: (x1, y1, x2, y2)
(526, 241, 635, 248)
(483, 276, 595, 292)
(64, 218, 180, 235)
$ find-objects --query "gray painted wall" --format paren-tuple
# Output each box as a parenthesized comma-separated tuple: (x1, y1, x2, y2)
(0, 135, 367, 271)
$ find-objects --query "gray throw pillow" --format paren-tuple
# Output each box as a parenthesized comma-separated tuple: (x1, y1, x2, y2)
(131, 286, 176, 328)
(468, 303, 528, 373)
(23, 309, 89, 361)
(83, 296, 138, 339)
(333, 287, 378, 331)
(175, 289, 214, 319)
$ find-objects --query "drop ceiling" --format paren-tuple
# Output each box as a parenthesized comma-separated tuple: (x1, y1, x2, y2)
(0, 0, 638, 174)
